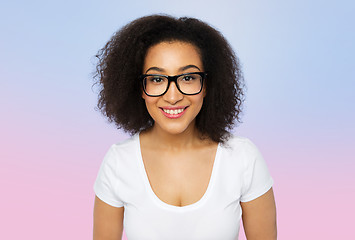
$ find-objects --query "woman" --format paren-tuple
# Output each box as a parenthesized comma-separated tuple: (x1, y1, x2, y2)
(93, 15, 277, 240)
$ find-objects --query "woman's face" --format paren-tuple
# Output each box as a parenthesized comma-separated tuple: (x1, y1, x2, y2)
(142, 41, 206, 136)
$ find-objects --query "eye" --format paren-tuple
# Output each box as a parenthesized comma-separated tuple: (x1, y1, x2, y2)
(147, 76, 165, 84)
(151, 77, 163, 83)
(181, 75, 195, 82)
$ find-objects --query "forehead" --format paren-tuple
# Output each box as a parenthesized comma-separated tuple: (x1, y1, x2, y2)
(143, 41, 203, 73)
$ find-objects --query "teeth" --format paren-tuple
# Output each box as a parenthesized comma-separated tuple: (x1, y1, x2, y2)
(163, 108, 184, 115)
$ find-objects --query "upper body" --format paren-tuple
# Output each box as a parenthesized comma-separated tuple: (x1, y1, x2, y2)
(94, 133, 275, 240)
(93, 14, 277, 240)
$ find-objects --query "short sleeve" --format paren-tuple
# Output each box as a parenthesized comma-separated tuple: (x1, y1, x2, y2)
(240, 139, 274, 202)
(94, 145, 124, 208)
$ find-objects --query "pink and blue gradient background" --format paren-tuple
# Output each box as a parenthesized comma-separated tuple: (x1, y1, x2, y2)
(1, 0, 354, 239)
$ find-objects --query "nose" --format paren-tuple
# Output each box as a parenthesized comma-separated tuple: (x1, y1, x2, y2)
(162, 82, 183, 104)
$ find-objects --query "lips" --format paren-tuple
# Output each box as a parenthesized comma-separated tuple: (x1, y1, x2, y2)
(160, 106, 188, 119)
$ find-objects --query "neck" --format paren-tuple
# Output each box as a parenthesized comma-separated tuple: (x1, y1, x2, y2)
(145, 122, 202, 151)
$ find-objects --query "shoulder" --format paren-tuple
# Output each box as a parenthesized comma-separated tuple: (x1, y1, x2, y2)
(110, 134, 138, 153)
(222, 134, 260, 154)
(219, 134, 265, 169)
(102, 134, 139, 166)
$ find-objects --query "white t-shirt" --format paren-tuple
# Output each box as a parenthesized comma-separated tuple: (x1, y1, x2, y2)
(94, 134, 274, 240)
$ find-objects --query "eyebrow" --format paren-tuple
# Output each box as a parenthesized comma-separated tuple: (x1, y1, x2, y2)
(145, 65, 201, 74)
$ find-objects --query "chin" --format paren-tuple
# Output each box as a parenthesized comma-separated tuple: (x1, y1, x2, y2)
(162, 126, 189, 135)
(156, 121, 194, 136)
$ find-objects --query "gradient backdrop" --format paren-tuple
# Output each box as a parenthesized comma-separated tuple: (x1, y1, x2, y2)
(1, 0, 354, 239)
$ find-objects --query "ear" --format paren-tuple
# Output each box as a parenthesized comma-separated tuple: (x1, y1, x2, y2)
(141, 88, 146, 100)
(202, 85, 207, 98)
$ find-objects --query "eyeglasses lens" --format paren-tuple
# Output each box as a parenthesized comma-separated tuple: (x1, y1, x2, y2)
(144, 73, 202, 96)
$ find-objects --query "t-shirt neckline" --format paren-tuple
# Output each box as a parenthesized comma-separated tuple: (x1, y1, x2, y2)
(134, 133, 221, 212)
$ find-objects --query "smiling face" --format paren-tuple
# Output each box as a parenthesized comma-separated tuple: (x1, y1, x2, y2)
(142, 41, 206, 136)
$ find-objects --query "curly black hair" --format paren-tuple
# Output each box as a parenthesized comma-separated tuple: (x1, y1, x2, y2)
(93, 14, 245, 143)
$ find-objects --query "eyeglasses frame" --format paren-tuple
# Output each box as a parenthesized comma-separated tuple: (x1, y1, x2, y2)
(140, 72, 207, 97)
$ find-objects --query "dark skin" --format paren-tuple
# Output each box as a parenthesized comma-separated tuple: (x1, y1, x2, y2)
(93, 41, 277, 239)
(93, 197, 124, 240)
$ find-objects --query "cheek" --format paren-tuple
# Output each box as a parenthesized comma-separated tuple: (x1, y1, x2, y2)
(191, 95, 205, 112)
(143, 97, 159, 114)
(195, 93, 205, 104)
(144, 97, 157, 106)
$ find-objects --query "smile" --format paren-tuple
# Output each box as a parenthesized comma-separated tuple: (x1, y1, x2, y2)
(163, 108, 184, 114)
(160, 107, 188, 119)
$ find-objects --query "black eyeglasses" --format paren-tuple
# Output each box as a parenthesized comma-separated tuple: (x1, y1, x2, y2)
(140, 72, 207, 97)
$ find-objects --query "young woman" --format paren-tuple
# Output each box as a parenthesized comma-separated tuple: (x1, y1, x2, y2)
(93, 15, 277, 240)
